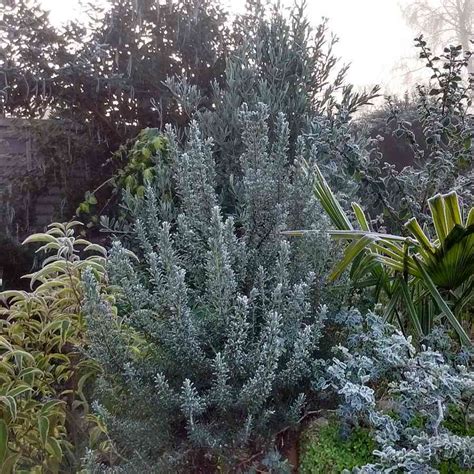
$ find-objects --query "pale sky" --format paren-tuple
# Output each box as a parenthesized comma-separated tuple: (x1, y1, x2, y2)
(40, 0, 422, 95)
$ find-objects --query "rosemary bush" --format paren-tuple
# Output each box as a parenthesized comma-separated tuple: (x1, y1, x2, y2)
(82, 105, 348, 470)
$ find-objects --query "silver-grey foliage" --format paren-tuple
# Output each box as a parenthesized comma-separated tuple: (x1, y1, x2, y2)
(323, 311, 474, 473)
(83, 105, 344, 471)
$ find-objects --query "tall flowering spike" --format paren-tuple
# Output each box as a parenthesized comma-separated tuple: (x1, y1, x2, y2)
(154, 373, 179, 413)
(174, 213, 203, 287)
(239, 103, 290, 273)
(146, 222, 181, 311)
(241, 311, 284, 412)
(156, 221, 179, 275)
(163, 124, 179, 158)
(223, 215, 247, 286)
(223, 295, 250, 372)
(274, 240, 290, 289)
(180, 379, 206, 429)
(107, 241, 151, 311)
(205, 206, 237, 322)
(142, 185, 167, 243)
(239, 103, 270, 175)
(271, 112, 290, 171)
(281, 324, 314, 384)
(210, 352, 232, 409)
(82, 268, 130, 372)
(174, 121, 218, 234)
(135, 218, 154, 256)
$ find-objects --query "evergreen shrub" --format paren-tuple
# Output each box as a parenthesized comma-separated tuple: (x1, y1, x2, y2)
(82, 106, 348, 471)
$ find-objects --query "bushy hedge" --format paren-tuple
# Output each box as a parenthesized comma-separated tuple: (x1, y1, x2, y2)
(0, 223, 111, 472)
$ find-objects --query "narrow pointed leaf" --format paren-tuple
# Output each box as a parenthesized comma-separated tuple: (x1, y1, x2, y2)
(351, 202, 370, 231)
(22, 233, 58, 246)
(383, 280, 400, 322)
(0, 419, 7, 465)
(467, 208, 474, 226)
(311, 163, 353, 230)
(329, 230, 409, 242)
(443, 191, 462, 227)
(330, 235, 375, 281)
(399, 279, 424, 337)
(405, 217, 435, 255)
(428, 194, 448, 243)
(413, 257, 471, 346)
(38, 416, 49, 447)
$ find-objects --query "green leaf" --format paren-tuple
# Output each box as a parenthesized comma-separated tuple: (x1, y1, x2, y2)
(143, 167, 154, 182)
(467, 208, 474, 227)
(463, 136, 471, 150)
(413, 257, 471, 346)
(329, 230, 407, 242)
(136, 185, 145, 197)
(124, 175, 137, 190)
(64, 220, 83, 229)
(0, 337, 13, 351)
(350, 250, 378, 281)
(452, 280, 474, 316)
(152, 136, 164, 151)
(0, 396, 17, 421)
(87, 194, 98, 205)
(330, 235, 375, 281)
(38, 416, 49, 447)
(84, 243, 107, 256)
(405, 218, 435, 256)
(1, 453, 19, 473)
(443, 192, 462, 227)
(0, 291, 27, 302)
(10, 349, 36, 367)
(18, 367, 43, 384)
(46, 437, 63, 461)
(399, 279, 424, 338)
(22, 233, 58, 246)
(428, 194, 448, 243)
(6, 384, 32, 399)
(141, 147, 151, 160)
(0, 419, 8, 465)
(39, 400, 64, 416)
(351, 202, 370, 231)
(308, 162, 353, 231)
(383, 280, 400, 322)
(78, 202, 90, 214)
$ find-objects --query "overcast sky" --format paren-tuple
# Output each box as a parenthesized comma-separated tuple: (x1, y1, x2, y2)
(40, 0, 421, 95)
